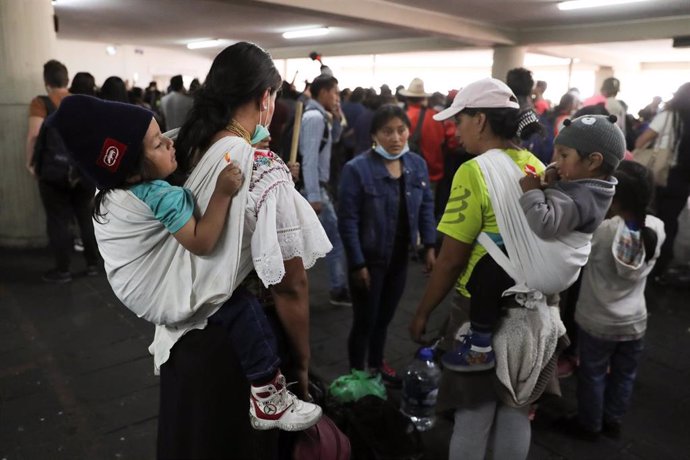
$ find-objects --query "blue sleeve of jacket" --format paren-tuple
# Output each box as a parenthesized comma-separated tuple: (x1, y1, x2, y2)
(417, 159, 437, 246)
(299, 112, 324, 202)
(337, 162, 366, 269)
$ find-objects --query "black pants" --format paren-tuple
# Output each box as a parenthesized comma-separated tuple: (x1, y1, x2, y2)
(559, 273, 583, 356)
(348, 258, 408, 370)
(467, 253, 513, 331)
(37, 179, 99, 272)
(653, 167, 690, 275)
(157, 323, 279, 460)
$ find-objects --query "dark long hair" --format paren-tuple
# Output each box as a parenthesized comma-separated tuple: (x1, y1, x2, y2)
(69, 72, 96, 96)
(100, 76, 129, 103)
(462, 107, 543, 141)
(613, 161, 658, 262)
(175, 42, 282, 175)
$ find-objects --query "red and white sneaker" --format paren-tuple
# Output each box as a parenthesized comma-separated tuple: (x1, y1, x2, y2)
(249, 372, 322, 431)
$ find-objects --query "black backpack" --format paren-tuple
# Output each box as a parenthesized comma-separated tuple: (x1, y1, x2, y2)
(32, 96, 80, 184)
(341, 395, 424, 460)
(407, 107, 426, 156)
(278, 106, 329, 187)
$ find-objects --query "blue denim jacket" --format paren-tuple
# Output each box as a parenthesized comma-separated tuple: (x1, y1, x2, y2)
(337, 149, 436, 268)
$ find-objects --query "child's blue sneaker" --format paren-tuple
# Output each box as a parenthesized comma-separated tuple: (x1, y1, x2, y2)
(442, 329, 495, 372)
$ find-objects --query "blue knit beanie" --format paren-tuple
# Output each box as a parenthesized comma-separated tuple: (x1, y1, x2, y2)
(47, 94, 154, 189)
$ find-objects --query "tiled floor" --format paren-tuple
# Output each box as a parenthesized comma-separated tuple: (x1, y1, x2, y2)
(1, 247, 689, 459)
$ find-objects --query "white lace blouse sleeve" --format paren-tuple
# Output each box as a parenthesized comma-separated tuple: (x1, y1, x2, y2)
(248, 150, 332, 287)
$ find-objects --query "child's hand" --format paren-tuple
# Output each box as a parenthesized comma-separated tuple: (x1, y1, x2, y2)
(216, 162, 244, 196)
(544, 167, 559, 186)
(519, 173, 542, 193)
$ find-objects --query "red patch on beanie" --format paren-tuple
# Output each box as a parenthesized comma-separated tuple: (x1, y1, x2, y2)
(97, 137, 128, 172)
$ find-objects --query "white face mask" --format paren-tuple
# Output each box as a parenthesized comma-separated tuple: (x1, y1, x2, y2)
(373, 142, 410, 160)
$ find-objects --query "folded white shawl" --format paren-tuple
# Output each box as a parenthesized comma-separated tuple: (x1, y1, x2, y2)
(95, 134, 332, 371)
(474, 149, 592, 307)
(95, 136, 252, 326)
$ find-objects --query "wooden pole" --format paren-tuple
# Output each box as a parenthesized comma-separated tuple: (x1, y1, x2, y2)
(289, 101, 304, 164)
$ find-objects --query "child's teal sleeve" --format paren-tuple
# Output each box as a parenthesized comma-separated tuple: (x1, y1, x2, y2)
(130, 180, 195, 233)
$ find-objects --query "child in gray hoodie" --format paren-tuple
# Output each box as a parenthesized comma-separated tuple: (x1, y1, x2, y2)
(569, 160, 664, 440)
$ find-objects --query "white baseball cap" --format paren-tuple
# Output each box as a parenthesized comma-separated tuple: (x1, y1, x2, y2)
(433, 77, 520, 121)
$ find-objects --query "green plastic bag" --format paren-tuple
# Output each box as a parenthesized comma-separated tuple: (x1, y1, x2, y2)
(328, 369, 387, 403)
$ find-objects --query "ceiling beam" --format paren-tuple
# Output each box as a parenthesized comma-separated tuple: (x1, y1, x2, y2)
(255, 0, 516, 47)
(519, 15, 690, 46)
(530, 45, 639, 72)
(268, 37, 469, 59)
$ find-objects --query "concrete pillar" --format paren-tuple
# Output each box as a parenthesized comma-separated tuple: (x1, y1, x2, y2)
(491, 46, 526, 82)
(593, 66, 615, 95)
(0, 0, 57, 247)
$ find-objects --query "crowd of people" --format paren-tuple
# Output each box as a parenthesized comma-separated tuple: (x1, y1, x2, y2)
(23, 47, 690, 459)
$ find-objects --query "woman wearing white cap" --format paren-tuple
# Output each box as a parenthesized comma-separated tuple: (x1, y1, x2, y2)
(409, 78, 555, 460)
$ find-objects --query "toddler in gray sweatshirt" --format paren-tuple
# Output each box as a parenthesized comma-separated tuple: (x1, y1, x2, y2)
(443, 114, 626, 373)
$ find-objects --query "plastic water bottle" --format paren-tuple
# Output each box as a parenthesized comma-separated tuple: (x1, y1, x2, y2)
(400, 347, 441, 431)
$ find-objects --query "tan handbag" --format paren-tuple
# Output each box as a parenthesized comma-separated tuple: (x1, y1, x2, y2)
(633, 112, 674, 187)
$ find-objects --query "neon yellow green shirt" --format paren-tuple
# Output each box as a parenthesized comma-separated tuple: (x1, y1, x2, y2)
(437, 149, 545, 297)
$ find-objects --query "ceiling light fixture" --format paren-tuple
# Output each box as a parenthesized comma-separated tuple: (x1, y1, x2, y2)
(105, 45, 117, 56)
(558, 0, 650, 10)
(282, 27, 330, 40)
(186, 39, 223, 50)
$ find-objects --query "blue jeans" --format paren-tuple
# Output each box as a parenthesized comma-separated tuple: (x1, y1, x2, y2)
(348, 259, 408, 369)
(577, 328, 644, 431)
(316, 186, 348, 292)
(208, 287, 280, 383)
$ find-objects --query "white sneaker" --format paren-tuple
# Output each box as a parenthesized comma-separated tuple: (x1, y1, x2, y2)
(249, 372, 322, 431)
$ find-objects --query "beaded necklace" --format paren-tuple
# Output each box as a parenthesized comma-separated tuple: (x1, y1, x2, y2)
(225, 119, 251, 144)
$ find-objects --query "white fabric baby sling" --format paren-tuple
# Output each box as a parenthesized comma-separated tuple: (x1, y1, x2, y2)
(94, 135, 254, 326)
(474, 149, 592, 307)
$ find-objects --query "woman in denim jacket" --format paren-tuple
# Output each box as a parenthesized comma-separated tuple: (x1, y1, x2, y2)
(338, 104, 436, 383)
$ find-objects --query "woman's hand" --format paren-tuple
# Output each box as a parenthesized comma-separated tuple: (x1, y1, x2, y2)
(353, 267, 370, 290)
(423, 248, 436, 274)
(409, 311, 429, 344)
(216, 162, 244, 196)
(294, 364, 310, 400)
(270, 258, 312, 401)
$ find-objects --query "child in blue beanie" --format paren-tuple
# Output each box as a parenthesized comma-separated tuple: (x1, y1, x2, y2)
(49, 94, 322, 431)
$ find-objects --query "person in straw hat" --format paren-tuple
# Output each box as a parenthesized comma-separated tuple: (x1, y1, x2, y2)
(400, 78, 446, 187)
